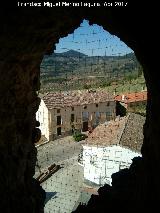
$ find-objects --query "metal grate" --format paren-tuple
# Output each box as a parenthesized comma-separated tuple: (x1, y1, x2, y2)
(36, 19, 146, 213)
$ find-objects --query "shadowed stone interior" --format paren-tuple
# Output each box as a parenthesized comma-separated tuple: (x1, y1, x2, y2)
(0, 2, 159, 212)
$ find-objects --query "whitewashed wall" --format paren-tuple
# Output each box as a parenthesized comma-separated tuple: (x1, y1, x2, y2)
(36, 99, 49, 141)
(82, 145, 141, 185)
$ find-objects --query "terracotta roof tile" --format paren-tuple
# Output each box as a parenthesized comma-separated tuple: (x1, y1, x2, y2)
(115, 91, 147, 104)
(84, 113, 145, 152)
(42, 90, 114, 109)
(84, 116, 127, 147)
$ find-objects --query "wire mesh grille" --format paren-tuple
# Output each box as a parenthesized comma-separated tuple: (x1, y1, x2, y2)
(36, 19, 146, 213)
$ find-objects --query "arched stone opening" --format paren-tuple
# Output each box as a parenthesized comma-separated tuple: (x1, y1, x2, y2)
(0, 4, 159, 212)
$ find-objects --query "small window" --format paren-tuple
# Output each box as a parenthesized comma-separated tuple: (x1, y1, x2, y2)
(107, 102, 110, 106)
(95, 112, 100, 118)
(96, 104, 98, 107)
(57, 115, 61, 125)
(57, 109, 60, 113)
(106, 111, 112, 115)
(71, 107, 74, 111)
(71, 114, 74, 122)
(82, 112, 89, 120)
(57, 127, 61, 136)
(106, 111, 112, 119)
(83, 106, 87, 109)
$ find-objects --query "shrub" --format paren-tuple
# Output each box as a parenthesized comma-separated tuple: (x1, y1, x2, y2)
(73, 132, 88, 142)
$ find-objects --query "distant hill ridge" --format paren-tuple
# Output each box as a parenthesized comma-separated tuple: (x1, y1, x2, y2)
(46, 49, 135, 58)
(53, 50, 87, 57)
(41, 49, 140, 78)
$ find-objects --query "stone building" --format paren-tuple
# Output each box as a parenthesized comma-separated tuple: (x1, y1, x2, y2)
(79, 113, 145, 186)
(36, 90, 116, 141)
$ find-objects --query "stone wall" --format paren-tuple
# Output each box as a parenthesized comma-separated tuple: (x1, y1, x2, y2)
(0, 2, 159, 212)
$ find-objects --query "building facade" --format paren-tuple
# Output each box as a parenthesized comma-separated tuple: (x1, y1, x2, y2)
(36, 99, 49, 141)
(36, 90, 116, 141)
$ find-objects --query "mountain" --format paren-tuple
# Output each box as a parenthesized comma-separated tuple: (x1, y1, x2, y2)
(40, 50, 141, 78)
(54, 50, 87, 58)
(40, 50, 144, 92)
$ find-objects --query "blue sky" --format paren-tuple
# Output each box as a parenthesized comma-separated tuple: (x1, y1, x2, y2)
(55, 19, 133, 56)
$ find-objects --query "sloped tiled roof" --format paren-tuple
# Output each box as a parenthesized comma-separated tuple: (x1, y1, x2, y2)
(85, 113, 145, 152)
(119, 113, 145, 152)
(42, 90, 114, 110)
(115, 91, 147, 104)
(84, 116, 127, 147)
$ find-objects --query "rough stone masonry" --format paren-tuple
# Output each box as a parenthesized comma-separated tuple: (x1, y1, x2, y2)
(0, 2, 159, 212)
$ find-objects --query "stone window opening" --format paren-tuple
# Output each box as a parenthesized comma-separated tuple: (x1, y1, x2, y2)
(34, 16, 146, 213)
(0, 0, 157, 211)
